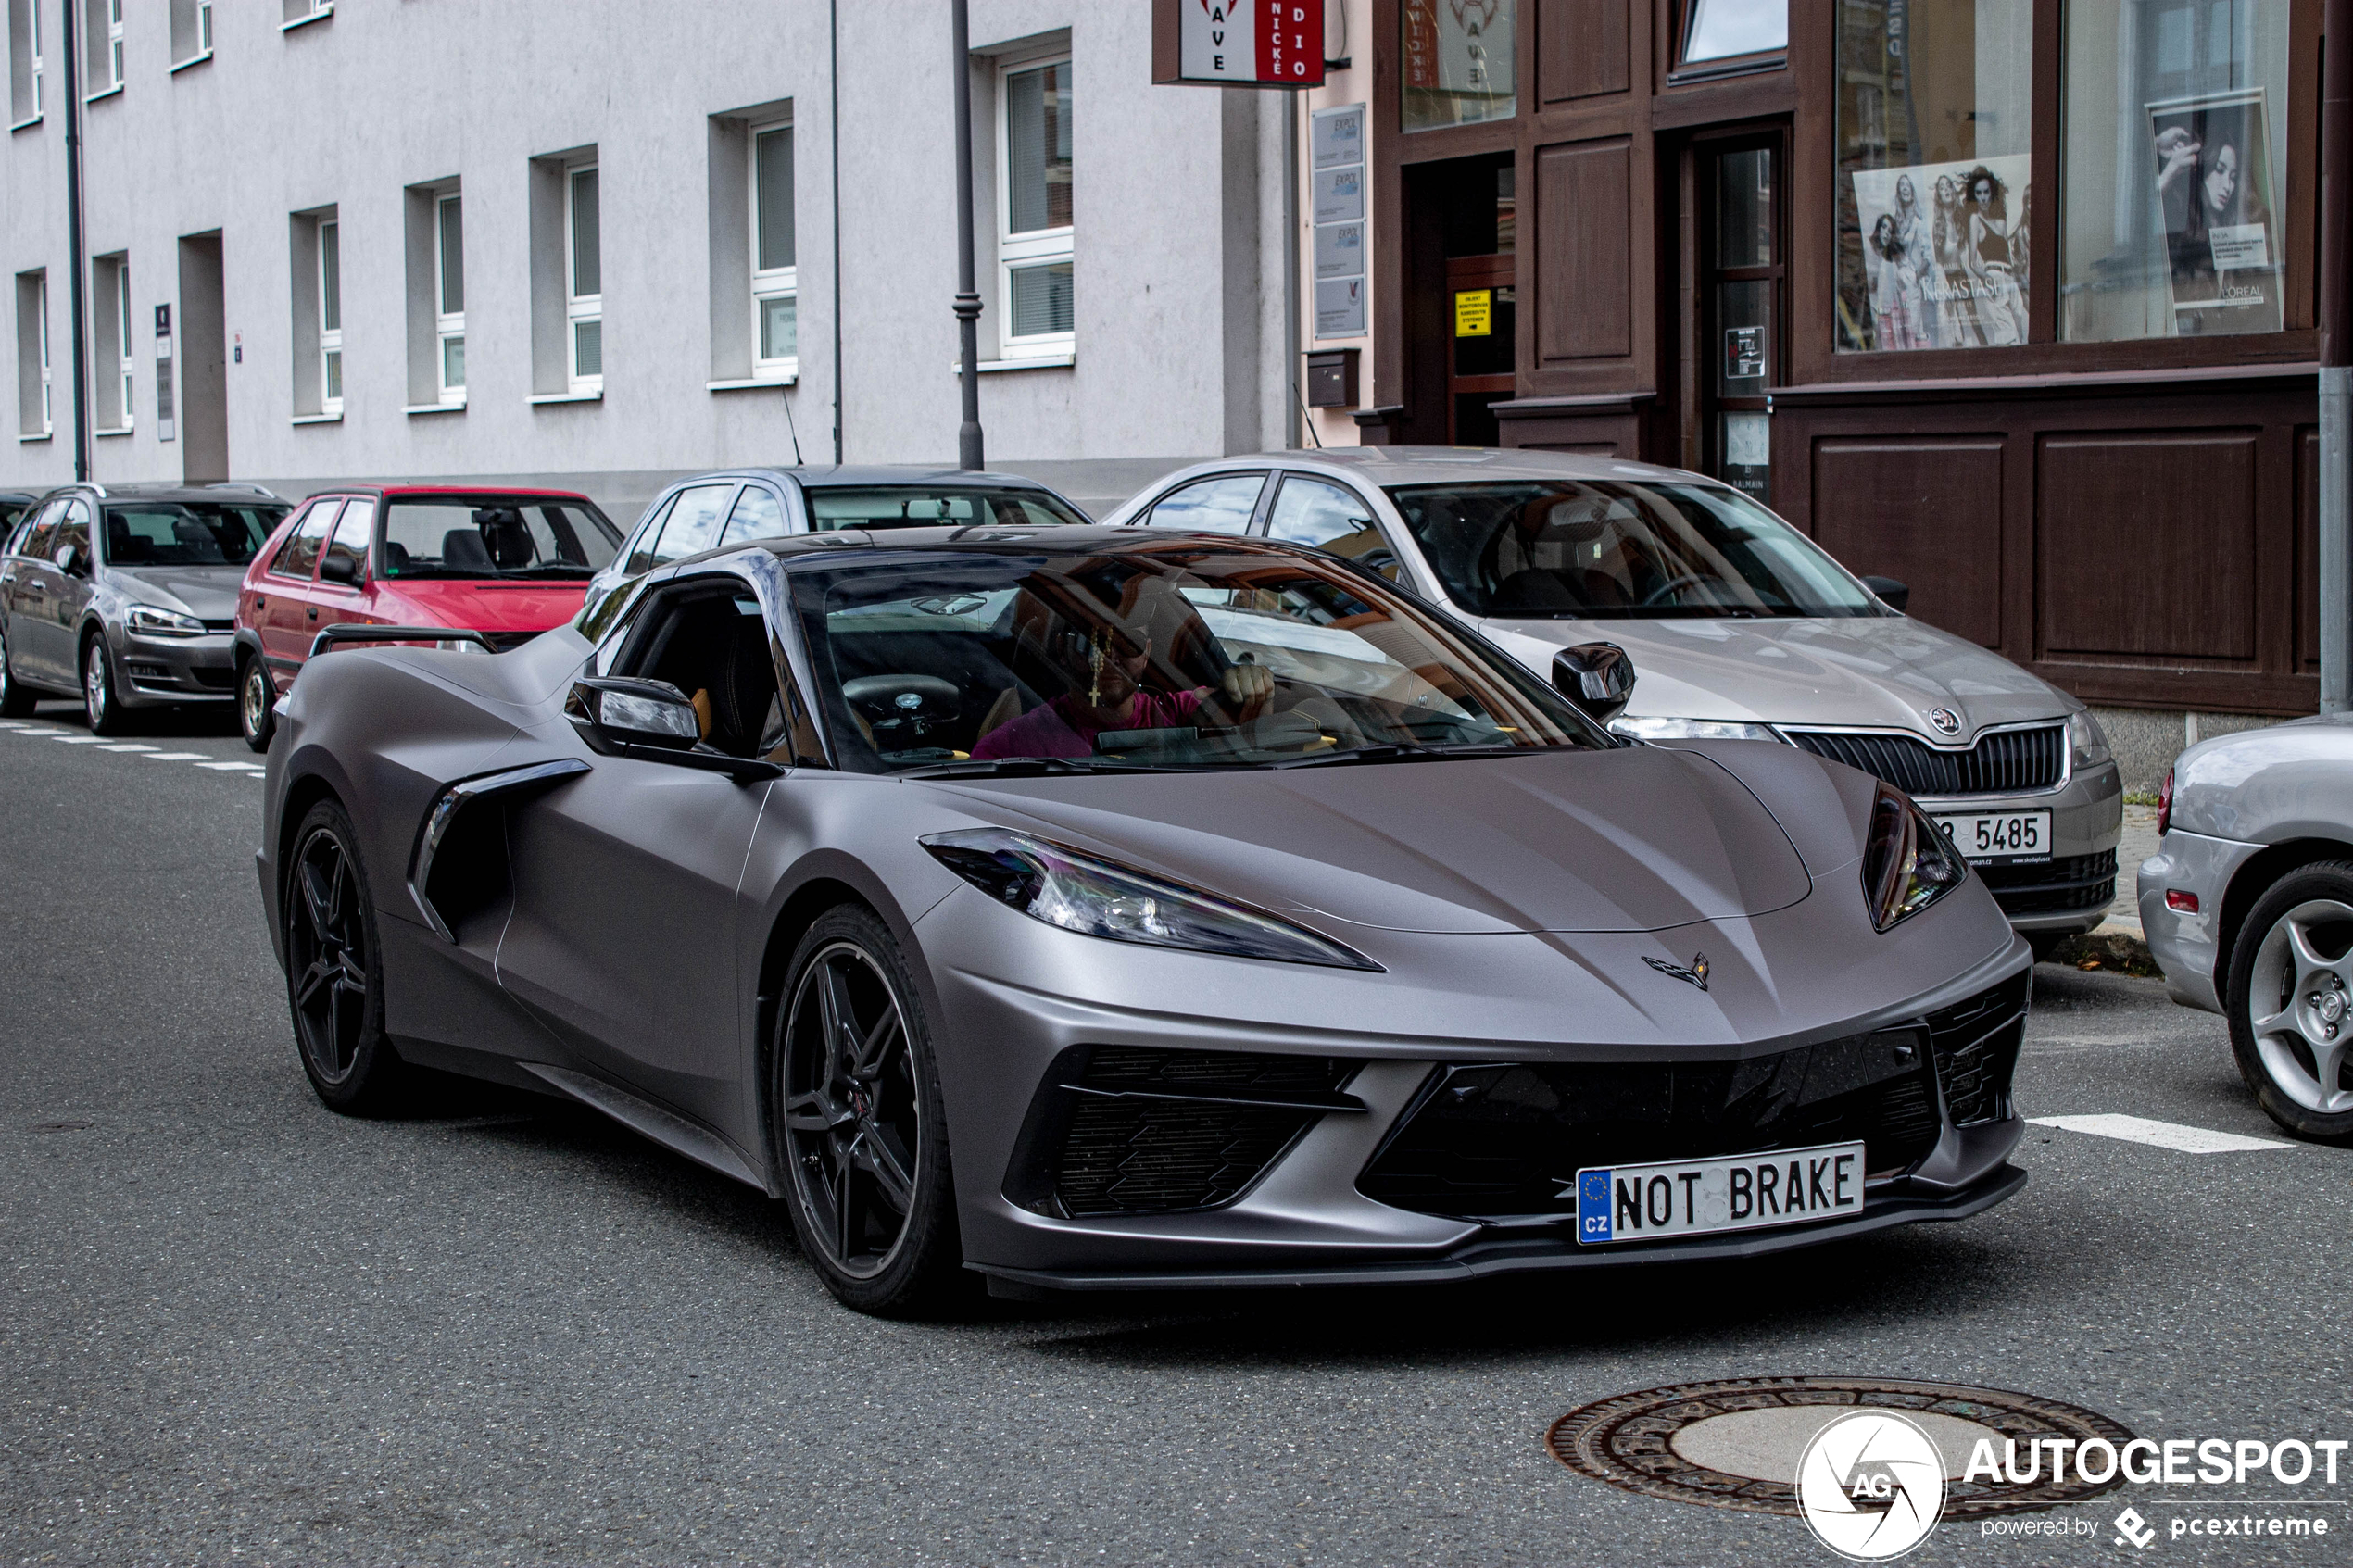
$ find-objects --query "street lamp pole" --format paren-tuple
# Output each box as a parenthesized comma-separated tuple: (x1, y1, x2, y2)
(2322, 0, 2352, 714)
(950, 0, 985, 471)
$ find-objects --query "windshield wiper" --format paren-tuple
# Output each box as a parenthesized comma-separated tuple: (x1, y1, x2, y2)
(896, 756, 1186, 779)
(1267, 741, 1542, 770)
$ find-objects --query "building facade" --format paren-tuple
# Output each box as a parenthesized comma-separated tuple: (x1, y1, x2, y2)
(1356, 0, 2327, 740)
(1, 0, 1306, 520)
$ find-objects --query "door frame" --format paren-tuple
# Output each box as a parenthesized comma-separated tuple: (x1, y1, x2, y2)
(1667, 120, 1791, 485)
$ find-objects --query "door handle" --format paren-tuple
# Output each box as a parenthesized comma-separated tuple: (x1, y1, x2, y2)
(306, 607, 319, 621)
(253, 595, 266, 608)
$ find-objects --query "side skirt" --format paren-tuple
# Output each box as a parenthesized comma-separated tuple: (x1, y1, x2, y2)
(520, 1060, 771, 1193)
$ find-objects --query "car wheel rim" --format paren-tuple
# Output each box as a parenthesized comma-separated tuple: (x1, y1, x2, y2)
(83, 645, 106, 724)
(2246, 897, 2353, 1115)
(243, 664, 269, 738)
(288, 827, 371, 1085)
(782, 940, 921, 1281)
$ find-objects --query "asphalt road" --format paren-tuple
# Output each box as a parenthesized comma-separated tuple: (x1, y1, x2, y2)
(3, 695, 2349, 1568)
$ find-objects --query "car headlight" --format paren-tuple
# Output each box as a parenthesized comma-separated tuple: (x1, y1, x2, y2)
(920, 828, 1380, 971)
(1607, 716, 1782, 744)
(126, 604, 206, 637)
(1861, 784, 1968, 933)
(2068, 709, 2112, 770)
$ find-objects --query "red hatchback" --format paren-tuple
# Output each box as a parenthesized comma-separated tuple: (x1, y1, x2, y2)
(233, 485, 622, 748)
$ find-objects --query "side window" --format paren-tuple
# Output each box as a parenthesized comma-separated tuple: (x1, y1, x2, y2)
(53, 498, 91, 563)
(20, 501, 62, 562)
(610, 581, 788, 760)
(1143, 473, 1266, 534)
(717, 485, 787, 548)
(271, 500, 340, 580)
(646, 483, 738, 567)
(321, 498, 376, 582)
(622, 493, 681, 576)
(1265, 476, 1400, 580)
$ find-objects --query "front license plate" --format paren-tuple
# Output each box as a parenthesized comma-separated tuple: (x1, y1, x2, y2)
(1573, 1141, 1865, 1246)
(1933, 809, 2053, 863)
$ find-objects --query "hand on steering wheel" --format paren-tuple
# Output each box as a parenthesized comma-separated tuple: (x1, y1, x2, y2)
(1220, 662, 1274, 721)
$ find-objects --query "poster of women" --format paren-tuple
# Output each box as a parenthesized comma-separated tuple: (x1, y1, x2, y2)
(1850, 155, 2032, 351)
(2148, 88, 2282, 336)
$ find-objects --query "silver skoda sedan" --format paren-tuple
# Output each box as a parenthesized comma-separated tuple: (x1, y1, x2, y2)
(2139, 715, 2353, 1139)
(258, 525, 2030, 1314)
(1109, 449, 2123, 954)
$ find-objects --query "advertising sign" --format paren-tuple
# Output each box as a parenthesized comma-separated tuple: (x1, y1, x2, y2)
(1154, 0, 1326, 88)
(2147, 87, 2283, 336)
(1850, 153, 2032, 350)
(153, 303, 175, 444)
(1311, 103, 1366, 339)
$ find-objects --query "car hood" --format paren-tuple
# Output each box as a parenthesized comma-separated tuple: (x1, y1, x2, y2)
(376, 579, 592, 633)
(1478, 612, 2068, 743)
(108, 564, 244, 620)
(924, 746, 1815, 934)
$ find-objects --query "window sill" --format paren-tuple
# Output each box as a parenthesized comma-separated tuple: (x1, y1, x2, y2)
(82, 84, 123, 106)
(953, 350, 1076, 374)
(707, 373, 798, 392)
(18, 430, 52, 444)
(94, 425, 133, 439)
(290, 411, 343, 426)
(529, 389, 602, 406)
(9, 113, 43, 133)
(280, 6, 333, 32)
(170, 50, 214, 74)
(405, 400, 466, 416)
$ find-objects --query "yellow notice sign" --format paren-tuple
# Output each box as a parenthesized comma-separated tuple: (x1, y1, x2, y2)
(1454, 289, 1492, 337)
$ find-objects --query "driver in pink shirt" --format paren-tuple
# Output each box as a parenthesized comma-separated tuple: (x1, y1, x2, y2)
(973, 625, 1271, 759)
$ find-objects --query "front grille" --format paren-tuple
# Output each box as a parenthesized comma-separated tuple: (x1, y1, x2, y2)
(1356, 1031, 1942, 1221)
(1976, 849, 2117, 915)
(1007, 1045, 1357, 1219)
(198, 618, 234, 633)
(1926, 972, 2031, 1124)
(1787, 724, 2064, 796)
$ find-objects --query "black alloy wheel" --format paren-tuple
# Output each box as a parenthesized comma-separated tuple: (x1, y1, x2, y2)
(0, 621, 34, 716)
(284, 799, 405, 1114)
(239, 657, 276, 751)
(82, 634, 126, 736)
(776, 905, 963, 1314)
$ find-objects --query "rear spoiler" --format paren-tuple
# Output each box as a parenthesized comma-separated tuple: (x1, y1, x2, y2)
(309, 624, 498, 659)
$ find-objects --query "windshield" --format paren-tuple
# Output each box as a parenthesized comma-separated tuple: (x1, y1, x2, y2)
(791, 540, 1609, 774)
(1384, 480, 1881, 620)
(382, 496, 621, 579)
(807, 486, 1090, 531)
(103, 502, 287, 567)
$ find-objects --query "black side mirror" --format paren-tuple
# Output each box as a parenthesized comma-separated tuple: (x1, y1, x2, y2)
(319, 554, 361, 586)
(1862, 575, 1909, 613)
(53, 542, 86, 578)
(564, 676, 784, 783)
(1552, 642, 1635, 726)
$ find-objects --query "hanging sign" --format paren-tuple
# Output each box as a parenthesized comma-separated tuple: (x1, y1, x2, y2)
(1153, 0, 1327, 87)
(1455, 290, 1493, 337)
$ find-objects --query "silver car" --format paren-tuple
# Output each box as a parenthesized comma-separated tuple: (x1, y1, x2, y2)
(1108, 448, 2124, 953)
(2139, 715, 2353, 1139)
(0, 482, 289, 732)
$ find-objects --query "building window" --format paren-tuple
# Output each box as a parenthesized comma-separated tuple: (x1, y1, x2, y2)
(751, 122, 797, 375)
(1679, 0, 1786, 69)
(282, 0, 330, 28)
(94, 254, 132, 431)
(17, 270, 49, 436)
(1402, 0, 1516, 132)
(199, 0, 210, 51)
(436, 193, 465, 398)
(105, 0, 121, 89)
(568, 164, 601, 391)
(1833, 0, 2033, 352)
(10, 0, 43, 122)
(999, 57, 1073, 355)
(320, 219, 343, 411)
(2059, 0, 2291, 342)
(170, 0, 213, 65)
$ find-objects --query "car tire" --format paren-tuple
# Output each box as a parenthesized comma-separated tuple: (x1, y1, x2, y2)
(239, 655, 276, 751)
(0, 621, 35, 716)
(2225, 860, 2353, 1142)
(774, 903, 966, 1316)
(82, 633, 127, 736)
(284, 798, 409, 1116)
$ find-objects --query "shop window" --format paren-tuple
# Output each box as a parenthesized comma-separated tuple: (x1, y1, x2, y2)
(1832, 0, 2033, 353)
(1679, 0, 1788, 70)
(1403, 0, 1516, 132)
(2059, 0, 2291, 341)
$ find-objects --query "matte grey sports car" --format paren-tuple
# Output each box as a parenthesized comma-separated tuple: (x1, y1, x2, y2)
(258, 525, 2032, 1313)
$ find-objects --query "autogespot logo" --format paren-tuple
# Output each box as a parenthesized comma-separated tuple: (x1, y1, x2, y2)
(1797, 1411, 1947, 1561)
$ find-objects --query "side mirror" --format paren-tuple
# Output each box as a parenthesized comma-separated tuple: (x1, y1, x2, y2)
(1552, 641, 1635, 726)
(1862, 575, 1909, 614)
(319, 554, 361, 586)
(53, 542, 86, 578)
(566, 676, 701, 751)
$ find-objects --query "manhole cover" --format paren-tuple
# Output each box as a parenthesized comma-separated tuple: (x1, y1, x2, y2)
(1548, 1376, 2135, 1517)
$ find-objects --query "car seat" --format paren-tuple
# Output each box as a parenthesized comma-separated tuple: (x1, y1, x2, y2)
(441, 528, 496, 573)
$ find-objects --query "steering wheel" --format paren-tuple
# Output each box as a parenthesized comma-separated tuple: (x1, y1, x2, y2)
(841, 673, 962, 719)
(1640, 571, 1712, 608)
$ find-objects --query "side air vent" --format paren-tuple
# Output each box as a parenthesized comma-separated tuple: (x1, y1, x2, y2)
(1005, 1045, 1365, 1219)
(409, 759, 591, 943)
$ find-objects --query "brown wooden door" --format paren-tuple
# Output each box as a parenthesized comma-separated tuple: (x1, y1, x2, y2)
(1687, 133, 1786, 504)
(1445, 254, 1515, 446)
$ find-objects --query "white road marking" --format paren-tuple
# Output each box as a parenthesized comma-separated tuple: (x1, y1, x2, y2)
(138, 752, 211, 762)
(2029, 1113, 2292, 1153)
(94, 743, 158, 752)
(195, 760, 263, 771)
(45, 734, 113, 744)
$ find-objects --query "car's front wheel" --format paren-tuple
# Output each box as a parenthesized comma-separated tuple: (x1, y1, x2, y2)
(239, 656, 276, 751)
(0, 621, 34, 716)
(2227, 861, 2353, 1141)
(82, 634, 126, 735)
(284, 798, 407, 1115)
(775, 904, 963, 1315)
